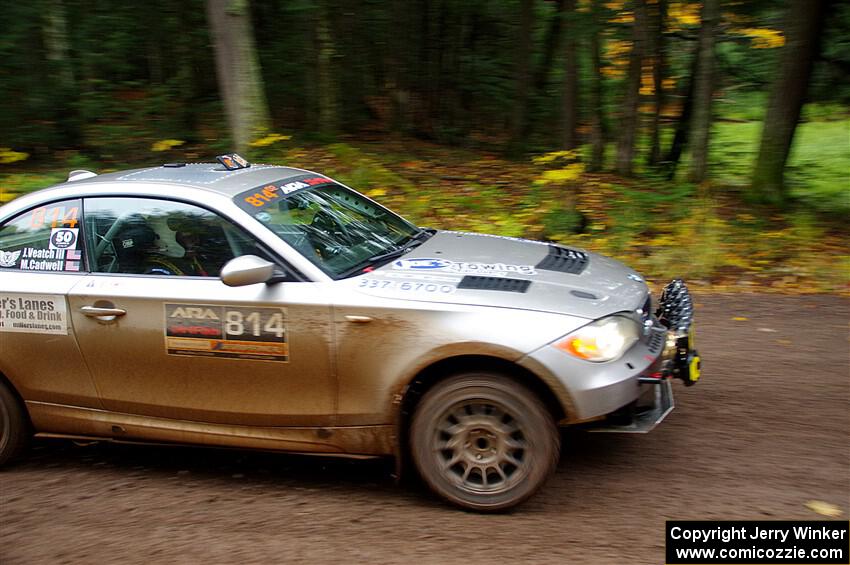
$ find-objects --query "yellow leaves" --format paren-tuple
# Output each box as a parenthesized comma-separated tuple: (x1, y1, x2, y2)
(0, 147, 29, 164)
(150, 139, 185, 152)
(603, 39, 631, 80)
(533, 150, 585, 187)
(366, 187, 387, 198)
(640, 68, 655, 96)
(532, 150, 578, 165)
(737, 27, 785, 49)
(605, 39, 632, 59)
(669, 1, 700, 27)
(602, 66, 626, 79)
(249, 133, 292, 147)
(732, 316, 749, 321)
(805, 500, 843, 517)
(609, 12, 634, 24)
(648, 234, 678, 246)
(535, 164, 586, 185)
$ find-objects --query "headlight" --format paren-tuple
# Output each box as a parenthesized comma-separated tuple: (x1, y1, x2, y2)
(554, 315, 639, 362)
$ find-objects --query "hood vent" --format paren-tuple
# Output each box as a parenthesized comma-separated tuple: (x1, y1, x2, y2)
(457, 276, 532, 293)
(536, 245, 588, 274)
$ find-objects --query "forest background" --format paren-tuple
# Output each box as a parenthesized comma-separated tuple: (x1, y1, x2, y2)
(0, 0, 847, 293)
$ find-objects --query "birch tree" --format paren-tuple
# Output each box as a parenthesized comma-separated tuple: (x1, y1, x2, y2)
(207, 0, 271, 153)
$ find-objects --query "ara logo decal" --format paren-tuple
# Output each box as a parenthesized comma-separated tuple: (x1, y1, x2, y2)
(169, 306, 220, 320)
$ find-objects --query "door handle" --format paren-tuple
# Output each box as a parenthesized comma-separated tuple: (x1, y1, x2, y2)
(80, 306, 127, 319)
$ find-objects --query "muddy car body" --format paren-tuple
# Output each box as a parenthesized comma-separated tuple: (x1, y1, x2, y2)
(0, 157, 699, 510)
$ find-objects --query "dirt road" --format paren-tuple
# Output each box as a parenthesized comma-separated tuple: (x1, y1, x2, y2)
(1, 295, 848, 564)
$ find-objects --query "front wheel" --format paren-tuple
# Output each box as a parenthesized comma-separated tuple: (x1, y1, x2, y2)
(0, 379, 29, 467)
(410, 373, 560, 511)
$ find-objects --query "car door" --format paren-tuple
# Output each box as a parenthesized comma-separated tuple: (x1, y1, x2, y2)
(66, 196, 336, 428)
(0, 198, 102, 411)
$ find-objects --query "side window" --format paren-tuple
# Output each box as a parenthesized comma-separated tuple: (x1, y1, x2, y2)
(0, 199, 85, 273)
(83, 197, 279, 277)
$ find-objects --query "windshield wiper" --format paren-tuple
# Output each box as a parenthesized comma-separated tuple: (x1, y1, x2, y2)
(338, 228, 435, 278)
(410, 227, 436, 243)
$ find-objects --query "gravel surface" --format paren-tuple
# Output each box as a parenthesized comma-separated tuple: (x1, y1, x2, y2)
(1, 294, 848, 564)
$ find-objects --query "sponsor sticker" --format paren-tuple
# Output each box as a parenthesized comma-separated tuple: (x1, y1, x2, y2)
(236, 174, 331, 210)
(0, 293, 68, 335)
(357, 278, 456, 295)
(393, 258, 537, 276)
(164, 303, 288, 362)
(0, 249, 21, 268)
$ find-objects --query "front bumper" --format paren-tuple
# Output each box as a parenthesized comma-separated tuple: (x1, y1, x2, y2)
(590, 279, 700, 433)
(521, 278, 699, 432)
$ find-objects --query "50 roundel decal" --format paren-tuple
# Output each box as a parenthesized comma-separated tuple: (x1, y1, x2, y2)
(49, 228, 78, 250)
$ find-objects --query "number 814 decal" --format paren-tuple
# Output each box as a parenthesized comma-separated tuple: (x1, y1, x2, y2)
(164, 303, 288, 362)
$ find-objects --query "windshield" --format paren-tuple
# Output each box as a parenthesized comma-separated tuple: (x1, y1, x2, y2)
(235, 175, 421, 278)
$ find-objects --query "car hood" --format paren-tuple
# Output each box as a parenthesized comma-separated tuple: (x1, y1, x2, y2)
(350, 230, 649, 320)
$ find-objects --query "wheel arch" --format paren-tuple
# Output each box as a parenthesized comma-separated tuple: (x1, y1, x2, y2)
(0, 370, 32, 426)
(0, 367, 34, 466)
(394, 354, 570, 479)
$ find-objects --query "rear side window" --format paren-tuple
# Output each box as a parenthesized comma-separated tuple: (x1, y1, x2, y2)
(0, 199, 85, 273)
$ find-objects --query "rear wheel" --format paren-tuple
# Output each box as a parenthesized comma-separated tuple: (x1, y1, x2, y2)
(0, 380, 29, 467)
(410, 373, 560, 511)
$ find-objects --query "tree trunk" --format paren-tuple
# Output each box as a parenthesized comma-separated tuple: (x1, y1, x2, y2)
(175, 1, 200, 139)
(686, 0, 719, 183)
(43, 0, 74, 89)
(615, 0, 647, 176)
(206, 0, 271, 153)
(588, 0, 605, 171)
(750, 0, 828, 204)
(510, 0, 535, 151)
(533, 0, 566, 97)
(389, 0, 412, 132)
(663, 47, 698, 179)
(42, 0, 79, 146)
(315, 0, 337, 136)
(561, 0, 579, 150)
(647, 0, 666, 167)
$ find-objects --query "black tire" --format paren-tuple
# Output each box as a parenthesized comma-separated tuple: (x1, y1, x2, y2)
(0, 379, 30, 467)
(410, 373, 560, 512)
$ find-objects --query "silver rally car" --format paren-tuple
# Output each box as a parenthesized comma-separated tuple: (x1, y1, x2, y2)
(0, 155, 699, 511)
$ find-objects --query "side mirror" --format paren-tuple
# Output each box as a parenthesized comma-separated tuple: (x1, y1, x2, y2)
(220, 255, 276, 287)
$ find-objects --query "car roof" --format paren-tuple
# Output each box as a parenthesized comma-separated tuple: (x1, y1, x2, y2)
(47, 163, 320, 198)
